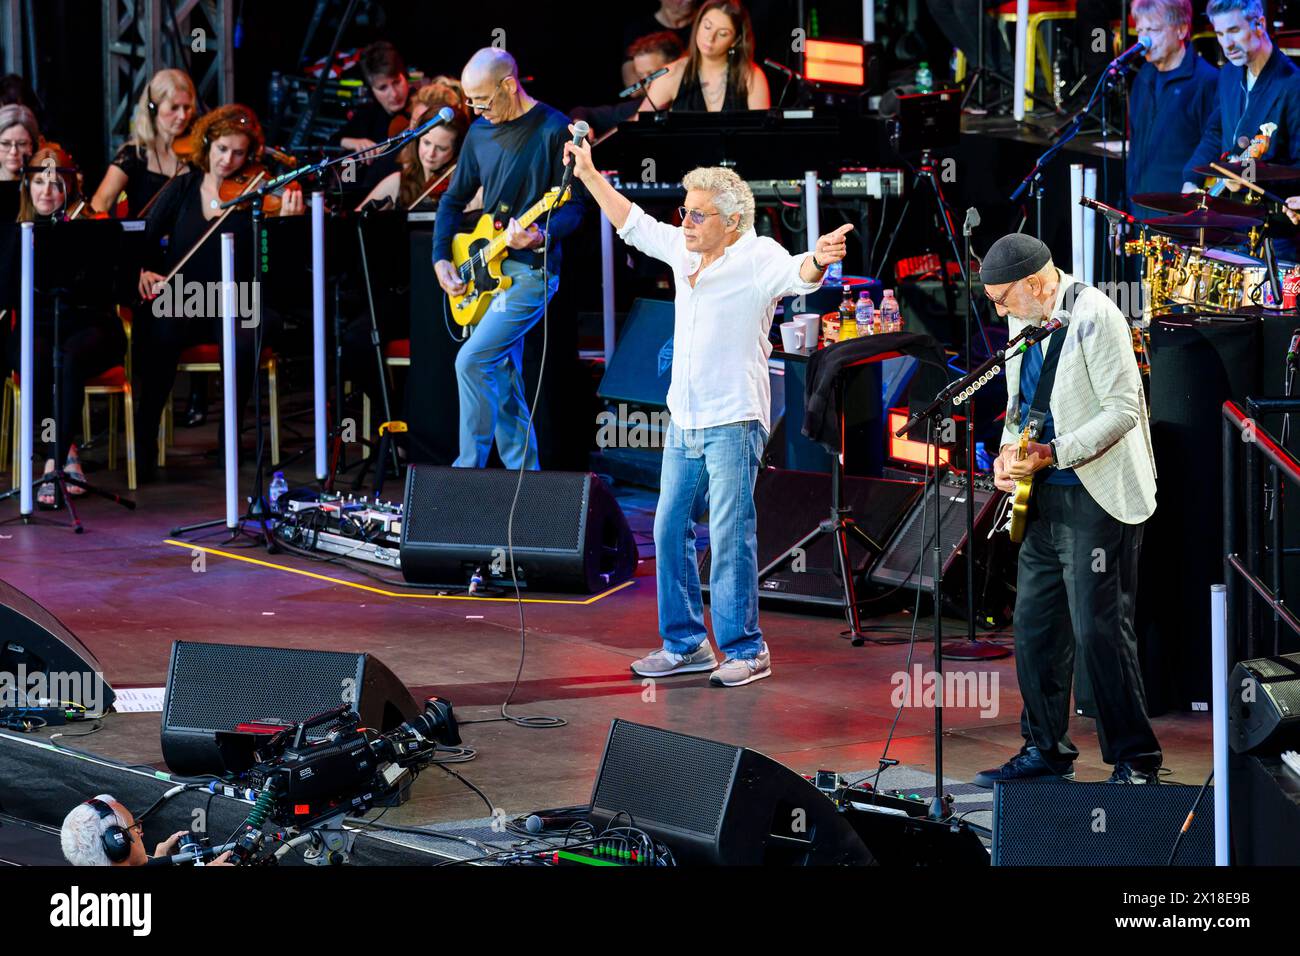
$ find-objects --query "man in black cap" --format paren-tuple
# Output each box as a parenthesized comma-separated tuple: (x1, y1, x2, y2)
(974, 233, 1162, 787)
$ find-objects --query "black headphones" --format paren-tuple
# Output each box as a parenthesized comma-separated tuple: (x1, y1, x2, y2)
(86, 798, 133, 863)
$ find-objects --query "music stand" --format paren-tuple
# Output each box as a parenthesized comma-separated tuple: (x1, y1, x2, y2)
(0, 219, 136, 530)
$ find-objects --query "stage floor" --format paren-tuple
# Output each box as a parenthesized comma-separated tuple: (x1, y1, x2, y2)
(0, 416, 1212, 828)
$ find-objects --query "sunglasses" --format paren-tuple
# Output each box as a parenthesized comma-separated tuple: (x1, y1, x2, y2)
(678, 206, 723, 225)
(467, 77, 508, 113)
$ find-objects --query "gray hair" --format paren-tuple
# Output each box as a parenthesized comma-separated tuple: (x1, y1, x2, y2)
(1207, 0, 1265, 21)
(0, 103, 38, 146)
(682, 165, 755, 232)
(1133, 0, 1193, 30)
(60, 794, 124, 867)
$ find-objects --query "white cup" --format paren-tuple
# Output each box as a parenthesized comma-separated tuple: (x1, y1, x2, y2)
(794, 313, 820, 346)
(779, 321, 806, 352)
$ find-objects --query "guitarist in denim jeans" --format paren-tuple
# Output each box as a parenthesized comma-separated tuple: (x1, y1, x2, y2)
(563, 135, 853, 687)
(433, 48, 585, 469)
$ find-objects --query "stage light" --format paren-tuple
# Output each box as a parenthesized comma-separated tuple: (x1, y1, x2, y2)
(805, 38, 866, 88)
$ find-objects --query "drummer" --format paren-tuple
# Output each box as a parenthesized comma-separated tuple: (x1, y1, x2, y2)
(1128, 0, 1218, 219)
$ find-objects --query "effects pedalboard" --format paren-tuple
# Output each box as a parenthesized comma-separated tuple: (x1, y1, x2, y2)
(275, 493, 404, 570)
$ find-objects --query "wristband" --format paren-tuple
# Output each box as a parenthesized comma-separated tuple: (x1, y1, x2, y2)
(812, 253, 825, 270)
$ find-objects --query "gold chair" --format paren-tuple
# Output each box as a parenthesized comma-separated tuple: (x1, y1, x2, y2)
(159, 344, 280, 466)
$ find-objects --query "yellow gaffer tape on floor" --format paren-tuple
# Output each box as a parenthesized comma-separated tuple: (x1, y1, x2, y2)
(163, 539, 636, 605)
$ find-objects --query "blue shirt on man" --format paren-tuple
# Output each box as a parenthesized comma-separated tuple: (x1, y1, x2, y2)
(1128, 44, 1218, 216)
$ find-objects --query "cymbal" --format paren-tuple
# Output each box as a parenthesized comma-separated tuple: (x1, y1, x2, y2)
(1132, 191, 1264, 218)
(1142, 209, 1260, 233)
(1191, 160, 1300, 183)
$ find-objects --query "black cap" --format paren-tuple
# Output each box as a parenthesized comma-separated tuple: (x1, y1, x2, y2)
(979, 233, 1051, 286)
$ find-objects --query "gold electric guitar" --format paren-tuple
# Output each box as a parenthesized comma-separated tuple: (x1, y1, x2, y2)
(448, 186, 569, 327)
(1007, 425, 1036, 544)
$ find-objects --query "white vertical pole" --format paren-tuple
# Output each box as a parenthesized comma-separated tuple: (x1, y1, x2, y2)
(1083, 167, 1097, 286)
(1070, 164, 1085, 278)
(601, 209, 615, 364)
(1013, 0, 1029, 121)
(18, 222, 33, 516)
(312, 191, 327, 481)
(804, 170, 820, 252)
(221, 233, 238, 531)
(1210, 583, 1230, 866)
(862, 1, 875, 43)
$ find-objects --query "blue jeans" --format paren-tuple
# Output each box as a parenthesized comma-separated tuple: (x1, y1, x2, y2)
(453, 259, 558, 469)
(654, 420, 767, 659)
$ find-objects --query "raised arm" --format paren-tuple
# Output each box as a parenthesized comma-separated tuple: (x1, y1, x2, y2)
(563, 126, 631, 229)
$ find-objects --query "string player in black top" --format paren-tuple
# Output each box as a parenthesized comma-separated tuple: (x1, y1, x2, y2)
(638, 0, 769, 113)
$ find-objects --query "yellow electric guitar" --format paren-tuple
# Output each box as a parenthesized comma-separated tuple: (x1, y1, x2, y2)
(1007, 425, 1036, 544)
(448, 186, 569, 327)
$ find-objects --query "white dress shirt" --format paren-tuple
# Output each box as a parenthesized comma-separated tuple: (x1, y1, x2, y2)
(617, 203, 825, 433)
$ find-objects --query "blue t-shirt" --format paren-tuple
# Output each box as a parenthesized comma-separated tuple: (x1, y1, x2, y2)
(1019, 338, 1080, 486)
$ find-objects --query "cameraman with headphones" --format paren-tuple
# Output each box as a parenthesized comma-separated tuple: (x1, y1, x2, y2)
(60, 795, 233, 867)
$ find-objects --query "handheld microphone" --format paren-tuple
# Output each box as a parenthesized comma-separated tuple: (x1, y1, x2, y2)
(408, 106, 456, 140)
(1288, 329, 1300, 366)
(1113, 35, 1153, 65)
(618, 68, 668, 98)
(559, 120, 590, 194)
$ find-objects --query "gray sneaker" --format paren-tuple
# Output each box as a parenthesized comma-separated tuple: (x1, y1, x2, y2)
(630, 642, 718, 677)
(709, 643, 772, 687)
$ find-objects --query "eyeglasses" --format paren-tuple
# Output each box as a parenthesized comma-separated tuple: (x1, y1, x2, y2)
(678, 206, 722, 225)
(0, 139, 32, 153)
(467, 77, 507, 113)
(985, 279, 1020, 307)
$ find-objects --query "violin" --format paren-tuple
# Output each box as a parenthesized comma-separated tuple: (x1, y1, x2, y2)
(66, 197, 108, 220)
(217, 162, 301, 215)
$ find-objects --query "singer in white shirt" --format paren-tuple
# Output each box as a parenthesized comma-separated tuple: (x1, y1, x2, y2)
(563, 131, 852, 687)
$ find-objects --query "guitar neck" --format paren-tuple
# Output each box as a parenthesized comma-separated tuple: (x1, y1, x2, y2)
(483, 192, 557, 261)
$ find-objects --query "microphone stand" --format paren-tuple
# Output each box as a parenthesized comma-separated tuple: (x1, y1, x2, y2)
(944, 207, 1010, 662)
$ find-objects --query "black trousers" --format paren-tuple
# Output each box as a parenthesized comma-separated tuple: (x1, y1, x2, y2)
(132, 311, 276, 462)
(1013, 481, 1162, 769)
(5, 314, 125, 460)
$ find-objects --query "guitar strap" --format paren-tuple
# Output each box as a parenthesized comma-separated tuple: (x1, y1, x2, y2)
(1024, 281, 1086, 440)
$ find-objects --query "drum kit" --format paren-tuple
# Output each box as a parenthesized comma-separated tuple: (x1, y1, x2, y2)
(1127, 160, 1300, 321)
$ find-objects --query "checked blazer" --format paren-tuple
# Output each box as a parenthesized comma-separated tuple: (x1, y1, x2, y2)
(999, 271, 1157, 525)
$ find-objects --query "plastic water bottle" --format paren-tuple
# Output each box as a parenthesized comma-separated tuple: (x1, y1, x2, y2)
(269, 471, 288, 514)
(855, 291, 874, 336)
(879, 289, 901, 333)
(267, 71, 286, 125)
(916, 61, 932, 93)
(825, 259, 842, 285)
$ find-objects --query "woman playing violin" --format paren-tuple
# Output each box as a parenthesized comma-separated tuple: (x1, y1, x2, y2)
(90, 69, 197, 218)
(6, 147, 127, 506)
(354, 80, 471, 212)
(132, 104, 301, 481)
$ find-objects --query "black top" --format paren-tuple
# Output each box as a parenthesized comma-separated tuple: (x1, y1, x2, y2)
(622, 13, 693, 56)
(339, 98, 411, 190)
(431, 101, 586, 274)
(674, 66, 748, 112)
(111, 142, 186, 218)
(142, 172, 255, 294)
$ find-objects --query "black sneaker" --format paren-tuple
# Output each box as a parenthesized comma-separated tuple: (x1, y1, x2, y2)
(972, 747, 1075, 789)
(1107, 762, 1160, 784)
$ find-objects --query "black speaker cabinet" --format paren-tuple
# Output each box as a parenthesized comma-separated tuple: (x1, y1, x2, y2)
(1229, 652, 1300, 754)
(699, 468, 922, 608)
(868, 475, 999, 591)
(589, 719, 874, 865)
(992, 779, 1215, 866)
(0, 579, 114, 714)
(399, 466, 637, 592)
(161, 641, 418, 776)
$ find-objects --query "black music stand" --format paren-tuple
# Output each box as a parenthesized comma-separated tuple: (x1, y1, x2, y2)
(0, 220, 136, 530)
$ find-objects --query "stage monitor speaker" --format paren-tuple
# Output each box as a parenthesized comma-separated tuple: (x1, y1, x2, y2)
(0, 579, 114, 714)
(699, 468, 922, 608)
(589, 719, 873, 865)
(992, 779, 1215, 866)
(1229, 652, 1300, 754)
(868, 476, 999, 590)
(160, 641, 418, 776)
(597, 297, 675, 407)
(400, 466, 637, 592)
